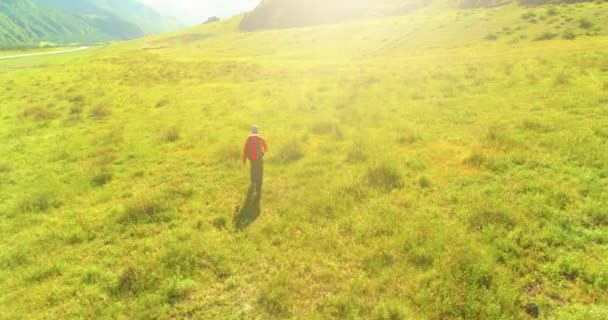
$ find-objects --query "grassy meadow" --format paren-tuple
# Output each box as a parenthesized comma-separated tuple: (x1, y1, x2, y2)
(1, 2, 608, 319)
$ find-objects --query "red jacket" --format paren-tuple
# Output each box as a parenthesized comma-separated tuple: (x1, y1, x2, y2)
(242, 134, 268, 164)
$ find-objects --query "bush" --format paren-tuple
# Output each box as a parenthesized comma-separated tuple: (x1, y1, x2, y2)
(22, 106, 55, 121)
(166, 278, 197, 305)
(89, 105, 111, 120)
(419, 175, 433, 188)
(91, 171, 113, 187)
(484, 33, 499, 41)
(120, 189, 170, 224)
(546, 7, 558, 16)
(213, 215, 229, 230)
(521, 12, 536, 20)
(554, 72, 571, 85)
(0, 163, 10, 173)
(156, 98, 170, 108)
(258, 277, 293, 317)
(113, 263, 139, 295)
(373, 300, 411, 320)
(579, 18, 594, 29)
(367, 163, 403, 191)
(346, 146, 368, 163)
(69, 95, 85, 105)
(310, 121, 342, 139)
(562, 30, 577, 40)
(20, 190, 61, 212)
(468, 207, 516, 231)
(162, 127, 180, 143)
(587, 203, 608, 226)
(397, 128, 421, 145)
(204, 16, 220, 24)
(534, 32, 558, 41)
(275, 140, 304, 164)
(464, 151, 488, 167)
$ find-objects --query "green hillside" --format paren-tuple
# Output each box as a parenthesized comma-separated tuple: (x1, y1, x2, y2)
(0, 0, 181, 48)
(36, 0, 183, 35)
(1, 1, 607, 319)
(0, 0, 111, 48)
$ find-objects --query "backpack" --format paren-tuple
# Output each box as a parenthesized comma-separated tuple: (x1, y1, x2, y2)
(247, 135, 263, 161)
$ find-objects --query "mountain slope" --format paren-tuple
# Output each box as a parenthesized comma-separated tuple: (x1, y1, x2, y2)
(239, 0, 597, 30)
(240, 0, 431, 30)
(36, 0, 182, 35)
(0, 0, 112, 47)
(0, 0, 182, 47)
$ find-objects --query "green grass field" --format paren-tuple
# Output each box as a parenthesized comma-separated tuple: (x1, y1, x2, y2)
(1, 2, 607, 319)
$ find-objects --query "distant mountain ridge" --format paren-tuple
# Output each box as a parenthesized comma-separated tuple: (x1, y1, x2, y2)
(0, 0, 182, 48)
(239, 0, 595, 30)
(239, 0, 431, 30)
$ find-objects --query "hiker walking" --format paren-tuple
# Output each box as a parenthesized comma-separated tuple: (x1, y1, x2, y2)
(242, 126, 268, 194)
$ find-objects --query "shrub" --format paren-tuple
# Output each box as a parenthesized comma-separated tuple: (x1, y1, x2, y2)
(562, 30, 577, 40)
(0, 163, 10, 173)
(468, 208, 516, 231)
(156, 98, 170, 108)
(579, 18, 594, 29)
(204, 16, 220, 24)
(322, 295, 361, 319)
(91, 170, 113, 187)
(310, 121, 343, 140)
(464, 151, 488, 167)
(69, 95, 85, 104)
(484, 33, 499, 41)
(587, 203, 608, 226)
(546, 7, 558, 16)
(165, 278, 197, 305)
(20, 190, 61, 212)
(311, 121, 336, 134)
(22, 106, 55, 121)
(346, 146, 368, 163)
(120, 189, 170, 224)
(114, 263, 139, 295)
(534, 32, 558, 41)
(213, 215, 229, 230)
(373, 300, 410, 320)
(419, 175, 433, 188)
(89, 105, 110, 120)
(275, 140, 304, 164)
(554, 72, 571, 85)
(162, 126, 180, 143)
(521, 12, 536, 20)
(258, 278, 292, 317)
(397, 130, 420, 145)
(163, 242, 201, 276)
(367, 163, 403, 191)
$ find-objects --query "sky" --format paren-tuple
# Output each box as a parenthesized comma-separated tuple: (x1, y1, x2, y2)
(139, 0, 261, 25)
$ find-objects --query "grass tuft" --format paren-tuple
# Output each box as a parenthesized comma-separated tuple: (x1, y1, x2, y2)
(275, 140, 304, 164)
(22, 106, 55, 121)
(91, 170, 113, 187)
(464, 151, 488, 167)
(162, 126, 180, 143)
(120, 189, 170, 224)
(367, 163, 403, 191)
(90, 105, 111, 120)
(579, 18, 594, 29)
(20, 189, 61, 213)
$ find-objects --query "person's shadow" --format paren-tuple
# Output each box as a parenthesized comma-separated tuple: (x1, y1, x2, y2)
(233, 185, 261, 230)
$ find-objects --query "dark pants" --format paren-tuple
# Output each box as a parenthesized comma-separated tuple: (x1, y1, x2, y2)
(250, 158, 264, 193)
